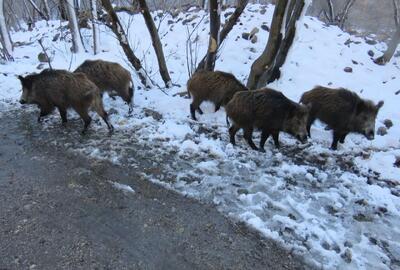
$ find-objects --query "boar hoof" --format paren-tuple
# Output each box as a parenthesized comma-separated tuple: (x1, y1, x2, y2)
(258, 148, 266, 153)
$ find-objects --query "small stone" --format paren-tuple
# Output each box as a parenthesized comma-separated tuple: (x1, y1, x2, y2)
(38, 52, 49, 63)
(377, 126, 387, 136)
(250, 35, 258, 44)
(108, 108, 118, 115)
(261, 24, 269, 31)
(344, 241, 353, 248)
(52, 33, 60, 42)
(249, 47, 257, 53)
(167, 20, 174, 25)
(249, 27, 259, 37)
(353, 213, 373, 222)
(368, 50, 375, 57)
(394, 157, 400, 168)
(344, 67, 353, 73)
(224, 11, 233, 18)
(396, 90, 400, 95)
(365, 39, 377, 45)
(355, 199, 368, 206)
(237, 188, 249, 195)
(242, 32, 250, 40)
(383, 119, 393, 129)
(352, 60, 358, 65)
(341, 248, 352, 263)
(260, 8, 266, 15)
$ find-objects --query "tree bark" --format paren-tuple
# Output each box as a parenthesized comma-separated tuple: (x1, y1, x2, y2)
(65, 0, 84, 53)
(196, 0, 248, 71)
(101, 0, 149, 87)
(27, 0, 49, 20)
(0, 0, 12, 60)
(90, 0, 100, 54)
(137, 0, 172, 87)
(257, 0, 305, 87)
(59, 0, 68, 20)
(204, 0, 220, 71)
(374, 27, 400, 65)
(246, 0, 288, 89)
(42, 0, 50, 20)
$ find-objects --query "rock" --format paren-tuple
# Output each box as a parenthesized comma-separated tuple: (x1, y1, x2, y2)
(143, 108, 163, 121)
(368, 50, 375, 57)
(351, 60, 358, 65)
(52, 33, 60, 42)
(394, 157, 400, 168)
(365, 39, 377, 45)
(36, 63, 46, 70)
(383, 119, 393, 129)
(108, 108, 119, 115)
(250, 35, 258, 44)
(237, 188, 249, 195)
(242, 32, 250, 40)
(396, 90, 400, 95)
(355, 199, 368, 206)
(377, 126, 387, 136)
(341, 249, 352, 263)
(249, 27, 259, 37)
(353, 213, 373, 222)
(38, 52, 49, 63)
(249, 47, 257, 53)
(261, 24, 269, 31)
(260, 8, 266, 15)
(224, 11, 233, 18)
(344, 67, 353, 73)
(167, 20, 174, 25)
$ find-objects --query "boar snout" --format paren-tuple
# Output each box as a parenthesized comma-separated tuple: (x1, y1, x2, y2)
(19, 99, 26, 104)
(366, 130, 375, 140)
(296, 134, 308, 143)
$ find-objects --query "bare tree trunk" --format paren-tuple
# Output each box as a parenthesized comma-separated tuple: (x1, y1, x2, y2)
(27, 0, 49, 20)
(90, 0, 100, 54)
(374, 27, 400, 65)
(137, 0, 171, 87)
(101, 0, 149, 87)
(64, 0, 84, 53)
(42, 0, 50, 20)
(338, 0, 355, 29)
(257, 0, 306, 87)
(0, 0, 12, 60)
(196, 0, 248, 71)
(203, 0, 220, 71)
(393, 0, 399, 27)
(59, 0, 68, 20)
(247, 0, 288, 89)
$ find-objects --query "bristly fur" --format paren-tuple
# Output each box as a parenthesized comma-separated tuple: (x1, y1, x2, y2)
(226, 88, 309, 151)
(75, 60, 134, 113)
(300, 86, 384, 150)
(18, 69, 113, 133)
(187, 70, 248, 120)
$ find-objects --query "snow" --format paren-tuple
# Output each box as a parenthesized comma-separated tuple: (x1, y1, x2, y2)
(1, 4, 400, 270)
(109, 181, 136, 194)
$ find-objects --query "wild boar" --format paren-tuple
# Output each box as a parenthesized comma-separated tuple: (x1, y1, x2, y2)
(300, 86, 384, 150)
(226, 88, 310, 151)
(74, 60, 134, 113)
(18, 69, 114, 134)
(187, 70, 248, 120)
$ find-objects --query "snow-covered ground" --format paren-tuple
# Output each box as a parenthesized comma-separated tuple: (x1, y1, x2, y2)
(1, 4, 400, 269)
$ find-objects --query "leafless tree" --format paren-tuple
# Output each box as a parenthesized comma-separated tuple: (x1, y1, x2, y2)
(101, 0, 149, 87)
(26, 0, 49, 20)
(137, 0, 172, 87)
(374, 27, 400, 65)
(42, 0, 51, 20)
(203, 0, 220, 70)
(247, 0, 307, 89)
(90, 0, 100, 54)
(64, 0, 84, 52)
(0, 0, 12, 60)
(196, 0, 248, 71)
(321, 0, 355, 29)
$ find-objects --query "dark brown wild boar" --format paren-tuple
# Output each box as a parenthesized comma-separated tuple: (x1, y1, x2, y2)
(74, 60, 134, 113)
(300, 86, 384, 150)
(187, 70, 248, 120)
(226, 88, 310, 151)
(18, 69, 114, 134)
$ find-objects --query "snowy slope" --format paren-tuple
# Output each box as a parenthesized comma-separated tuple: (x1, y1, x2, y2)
(1, 4, 400, 269)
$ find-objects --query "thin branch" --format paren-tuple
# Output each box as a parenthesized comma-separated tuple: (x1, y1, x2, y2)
(38, 38, 52, 69)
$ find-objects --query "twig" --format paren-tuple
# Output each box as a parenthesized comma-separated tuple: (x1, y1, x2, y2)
(38, 38, 53, 69)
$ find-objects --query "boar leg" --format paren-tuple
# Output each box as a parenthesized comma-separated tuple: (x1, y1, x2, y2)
(306, 117, 315, 137)
(197, 108, 204, 114)
(243, 127, 258, 151)
(37, 107, 52, 122)
(272, 132, 280, 148)
(75, 108, 92, 134)
(214, 103, 221, 112)
(259, 130, 270, 151)
(339, 133, 347, 143)
(58, 107, 68, 125)
(94, 107, 114, 132)
(229, 124, 240, 145)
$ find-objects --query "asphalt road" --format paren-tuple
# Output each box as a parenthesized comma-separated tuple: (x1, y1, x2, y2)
(0, 111, 309, 270)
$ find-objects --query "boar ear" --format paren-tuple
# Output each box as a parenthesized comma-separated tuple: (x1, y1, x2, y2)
(376, 100, 384, 111)
(17, 75, 25, 83)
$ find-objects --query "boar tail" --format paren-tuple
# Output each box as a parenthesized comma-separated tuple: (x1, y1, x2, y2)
(226, 115, 230, 127)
